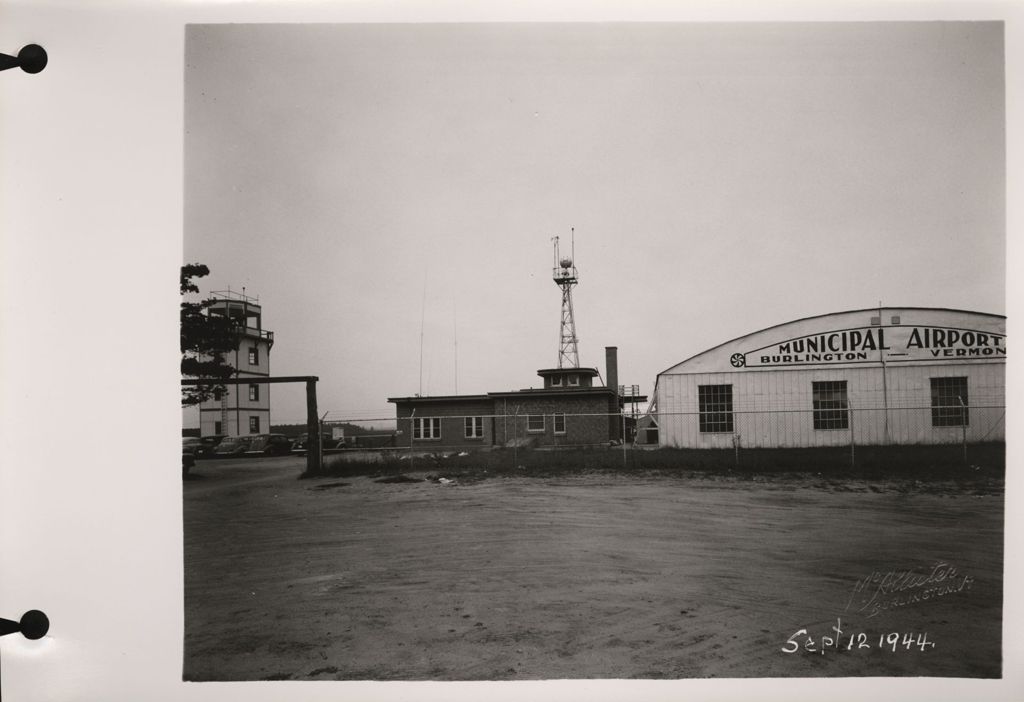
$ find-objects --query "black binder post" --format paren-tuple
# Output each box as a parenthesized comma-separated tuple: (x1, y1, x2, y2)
(0, 611, 48, 640)
(0, 44, 47, 74)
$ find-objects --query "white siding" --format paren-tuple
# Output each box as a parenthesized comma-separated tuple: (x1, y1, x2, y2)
(196, 335, 273, 437)
(656, 308, 1005, 449)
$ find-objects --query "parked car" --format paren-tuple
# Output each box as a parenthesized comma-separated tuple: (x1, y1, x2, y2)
(244, 433, 293, 456)
(213, 435, 254, 457)
(182, 437, 204, 458)
(292, 433, 313, 452)
(292, 433, 310, 452)
(198, 434, 228, 457)
(291, 433, 345, 453)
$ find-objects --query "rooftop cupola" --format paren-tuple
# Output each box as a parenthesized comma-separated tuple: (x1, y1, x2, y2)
(536, 367, 599, 389)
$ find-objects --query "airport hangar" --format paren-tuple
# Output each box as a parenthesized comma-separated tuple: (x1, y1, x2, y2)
(653, 307, 1005, 449)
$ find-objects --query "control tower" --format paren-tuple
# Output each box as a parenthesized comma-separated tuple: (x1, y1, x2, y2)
(198, 289, 274, 437)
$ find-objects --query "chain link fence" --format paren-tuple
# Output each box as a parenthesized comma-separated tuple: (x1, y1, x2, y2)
(304, 403, 1004, 472)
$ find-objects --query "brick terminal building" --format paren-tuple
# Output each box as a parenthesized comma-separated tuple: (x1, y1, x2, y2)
(388, 347, 642, 450)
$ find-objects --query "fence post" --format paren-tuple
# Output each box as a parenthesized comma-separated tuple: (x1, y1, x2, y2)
(959, 396, 968, 466)
(622, 412, 627, 468)
(849, 403, 856, 471)
(409, 409, 416, 475)
(512, 405, 520, 470)
(319, 413, 328, 472)
(733, 433, 740, 468)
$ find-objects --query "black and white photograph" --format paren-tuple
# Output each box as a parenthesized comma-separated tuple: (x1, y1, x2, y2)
(181, 21, 1004, 681)
(1, 2, 1021, 701)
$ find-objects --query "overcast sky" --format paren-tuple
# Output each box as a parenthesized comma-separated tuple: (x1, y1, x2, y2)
(183, 22, 1004, 427)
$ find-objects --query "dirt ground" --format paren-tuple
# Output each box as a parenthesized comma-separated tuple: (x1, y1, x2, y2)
(183, 456, 1003, 681)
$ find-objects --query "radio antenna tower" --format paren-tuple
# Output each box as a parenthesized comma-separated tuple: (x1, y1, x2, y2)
(552, 228, 580, 368)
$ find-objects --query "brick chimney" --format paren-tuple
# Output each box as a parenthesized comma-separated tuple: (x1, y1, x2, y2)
(605, 346, 619, 395)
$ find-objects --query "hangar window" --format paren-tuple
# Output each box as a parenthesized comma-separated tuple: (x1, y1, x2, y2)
(413, 417, 441, 440)
(527, 415, 545, 432)
(931, 377, 969, 427)
(698, 385, 733, 433)
(812, 381, 849, 430)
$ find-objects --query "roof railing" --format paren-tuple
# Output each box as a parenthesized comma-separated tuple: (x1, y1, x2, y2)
(210, 289, 260, 304)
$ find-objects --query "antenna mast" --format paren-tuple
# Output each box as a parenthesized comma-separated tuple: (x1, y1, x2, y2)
(552, 229, 580, 368)
(453, 300, 458, 395)
(419, 276, 426, 396)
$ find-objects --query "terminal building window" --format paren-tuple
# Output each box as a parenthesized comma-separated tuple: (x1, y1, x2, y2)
(813, 381, 849, 430)
(413, 417, 441, 440)
(698, 384, 733, 433)
(527, 415, 545, 432)
(931, 377, 969, 427)
(464, 417, 484, 438)
(554, 413, 566, 434)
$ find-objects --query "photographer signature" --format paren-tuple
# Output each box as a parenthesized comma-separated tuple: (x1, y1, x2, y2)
(845, 561, 974, 618)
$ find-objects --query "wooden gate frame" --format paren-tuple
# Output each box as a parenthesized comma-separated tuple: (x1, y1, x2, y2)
(181, 376, 322, 475)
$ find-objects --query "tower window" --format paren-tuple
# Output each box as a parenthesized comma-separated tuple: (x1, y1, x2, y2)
(249, 346, 259, 365)
(551, 376, 562, 387)
(249, 416, 260, 433)
(567, 374, 579, 386)
(249, 384, 259, 401)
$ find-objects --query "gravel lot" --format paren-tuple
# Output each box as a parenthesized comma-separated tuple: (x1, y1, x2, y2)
(183, 456, 1003, 680)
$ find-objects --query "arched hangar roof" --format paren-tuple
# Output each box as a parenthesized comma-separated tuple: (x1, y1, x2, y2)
(658, 307, 1006, 377)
